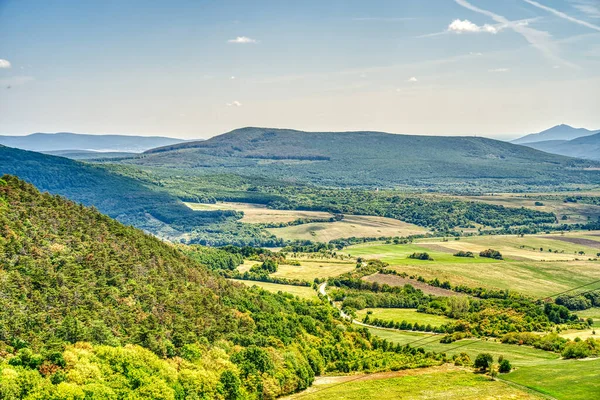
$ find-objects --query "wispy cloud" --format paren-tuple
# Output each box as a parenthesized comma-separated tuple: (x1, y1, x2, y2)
(523, 0, 600, 31)
(489, 68, 510, 72)
(226, 100, 243, 107)
(470, 52, 484, 56)
(455, 0, 578, 69)
(227, 36, 257, 44)
(570, 1, 600, 19)
(407, 77, 418, 82)
(0, 59, 11, 68)
(448, 19, 500, 34)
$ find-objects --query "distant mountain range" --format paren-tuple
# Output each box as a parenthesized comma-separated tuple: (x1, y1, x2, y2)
(512, 124, 599, 145)
(521, 132, 600, 161)
(125, 127, 600, 189)
(0, 132, 188, 153)
(512, 124, 600, 161)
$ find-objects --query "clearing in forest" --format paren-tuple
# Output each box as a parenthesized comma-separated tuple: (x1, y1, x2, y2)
(185, 201, 332, 223)
(229, 279, 318, 300)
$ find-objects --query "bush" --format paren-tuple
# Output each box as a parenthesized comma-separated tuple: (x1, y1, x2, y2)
(408, 252, 433, 261)
(479, 249, 503, 260)
(498, 358, 511, 373)
(474, 353, 494, 371)
(453, 251, 474, 258)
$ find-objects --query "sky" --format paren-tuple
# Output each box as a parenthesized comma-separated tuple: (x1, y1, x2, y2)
(0, 0, 599, 140)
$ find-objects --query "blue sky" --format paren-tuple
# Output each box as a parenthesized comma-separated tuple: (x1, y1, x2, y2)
(0, 0, 599, 138)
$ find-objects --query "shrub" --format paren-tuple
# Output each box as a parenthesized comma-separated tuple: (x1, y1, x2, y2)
(453, 251, 474, 258)
(479, 249, 503, 260)
(474, 353, 493, 371)
(498, 358, 512, 373)
(408, 252, 433, 261)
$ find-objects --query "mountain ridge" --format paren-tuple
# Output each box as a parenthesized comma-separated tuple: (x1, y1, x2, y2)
(512, 124, 599, 144)
(0, 132, 189, 153)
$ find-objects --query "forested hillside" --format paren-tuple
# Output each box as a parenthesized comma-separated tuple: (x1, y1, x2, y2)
(0, 146, 280, 246)
(0, 176, 442, 399)
(125, 127, 600, 190)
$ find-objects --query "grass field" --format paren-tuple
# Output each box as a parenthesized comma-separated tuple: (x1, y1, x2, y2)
(575, 308, 600, 328)
(503, 358, 600, 400)
(266, 215, 428, 242)
(459, 193, 600, 225)
(229, 279, 318, 300)
(185, 201, 332, 223)
(285, 366, 541, 400)
(272, 260, 357, 280)
(367, 328, 559, 367)
(355, 308, 454, 327)
(345, 235, 600, 297)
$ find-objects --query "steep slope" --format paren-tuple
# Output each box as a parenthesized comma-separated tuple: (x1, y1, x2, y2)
(0, 175, 440, 398)
(0, 146, 250, 243)
(0, 132, 187, 152)
(512, 124, 598, 144)
(130, 127, 600, 189)
(523, 132, 600, 161)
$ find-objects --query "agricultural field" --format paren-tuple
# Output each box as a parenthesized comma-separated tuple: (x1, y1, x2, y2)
(367, 328, 559, 367)
(503, 358, 600, 400)
(184, 201, 332, 223)
(285, 366, 542, 400)
(456, 193, 600, 225)
(266, 215, 429, 242)
(355, 308, 454, 327)
(575, 308, 600, 328)
(272, 260, 357, 280)
(345, 233, 600, 297)
(228, 279, 318, 300)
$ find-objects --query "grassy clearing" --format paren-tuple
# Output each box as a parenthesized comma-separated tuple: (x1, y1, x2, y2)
(185, 201, 332, 223)
(575, 308, 600, 328)
(272, 260, 356, 280)
(367, 327, 559, 367)
(285, 367, 541, 400)
(228, 279, 318, 300)
(266, 215, 428, 242)
(356, 308, 454, 327)
(345, 236, 600, 298)
(464, 194, 600, 225)
(504, 358, 600, 400)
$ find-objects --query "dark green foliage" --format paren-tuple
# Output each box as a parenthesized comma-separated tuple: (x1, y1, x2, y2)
(555, 291, 600, 310)
(479, 249, 503, 259)
(474, 353, 493, 371)
(125, 127, 600, 190)
(408, 252, 433, 260)
(454, 251, 474, 258)
(499, 358, 512, 373)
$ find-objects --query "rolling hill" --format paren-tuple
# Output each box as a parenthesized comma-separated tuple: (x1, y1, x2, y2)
(521, 132, 600, 161)
(126, 127, 600, 189)
(0, 132, 187, 152)
(0, 145, 247, 243)
(512, 124, 599, 145)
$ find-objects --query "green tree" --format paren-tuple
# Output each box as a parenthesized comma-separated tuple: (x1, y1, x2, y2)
(474, 353, 494, 371)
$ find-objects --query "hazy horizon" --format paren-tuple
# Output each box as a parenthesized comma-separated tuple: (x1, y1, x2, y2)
(1, 0, 599, 139)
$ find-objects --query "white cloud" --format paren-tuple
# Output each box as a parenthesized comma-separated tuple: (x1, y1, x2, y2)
(523, 0, 600, 31)
(227, 36, 257, 44)
(0, 59, 11, 69)
(230, 76, 236, 80)
(408, 77, 418, 82)
(571, 1, 600, 18)
(470, 52, 483, 56)
(488, 68, 510, 72)
(448, 19, 500, 34)
(226, 100, 243, 107)
(455, 0, 578, 69)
